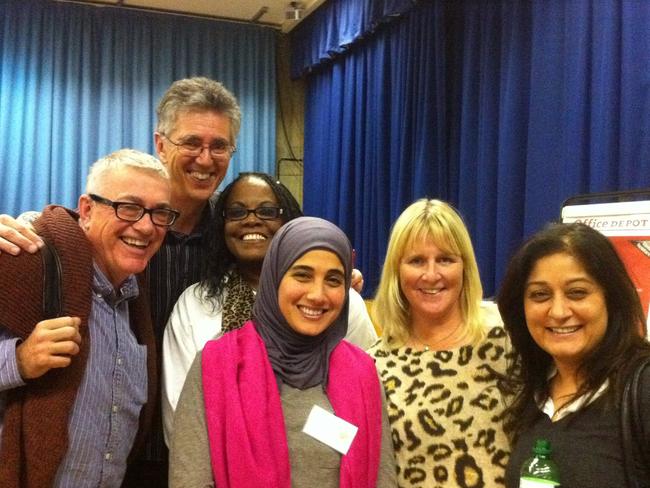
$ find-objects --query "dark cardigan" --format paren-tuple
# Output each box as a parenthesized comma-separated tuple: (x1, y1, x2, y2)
(0, 205, 157, 487)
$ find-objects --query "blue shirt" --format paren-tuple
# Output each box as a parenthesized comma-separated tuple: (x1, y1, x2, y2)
(0, 263, 148, 487)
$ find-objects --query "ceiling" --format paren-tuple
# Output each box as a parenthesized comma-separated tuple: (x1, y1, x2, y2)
(59, 0, 326, 32)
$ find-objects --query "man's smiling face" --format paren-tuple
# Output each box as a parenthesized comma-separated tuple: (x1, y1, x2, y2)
(156, 109, 233, 207)
(79, 167, 171, 287)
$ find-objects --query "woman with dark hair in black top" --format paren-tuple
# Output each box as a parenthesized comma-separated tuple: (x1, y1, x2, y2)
(498, 222, 650, 488)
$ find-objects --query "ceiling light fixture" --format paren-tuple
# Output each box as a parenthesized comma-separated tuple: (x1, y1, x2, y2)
(285, 1, 305, 21)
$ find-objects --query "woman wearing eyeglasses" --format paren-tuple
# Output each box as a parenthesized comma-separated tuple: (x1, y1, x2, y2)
(161, 172, 378, 444)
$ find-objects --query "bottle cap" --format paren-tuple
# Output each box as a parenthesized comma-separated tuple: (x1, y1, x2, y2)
(532, 439, 552, 456)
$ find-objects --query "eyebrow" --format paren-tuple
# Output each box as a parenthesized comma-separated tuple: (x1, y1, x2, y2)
(526, 277, 594, 287)
(178, 134, 229, 142)
(113, 195, 172, 209)
(327, 269, 345, 277)
(228, 200, 277, 207)
(289, 264, 345, 275)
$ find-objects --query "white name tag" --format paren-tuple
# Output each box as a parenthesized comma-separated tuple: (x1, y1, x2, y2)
(302, 405, 358, 455)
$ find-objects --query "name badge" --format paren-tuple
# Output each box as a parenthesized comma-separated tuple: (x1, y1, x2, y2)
(302, 405, 358, 455)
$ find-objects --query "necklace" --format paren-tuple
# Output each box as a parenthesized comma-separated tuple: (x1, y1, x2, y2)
(411, 322, 463, 352)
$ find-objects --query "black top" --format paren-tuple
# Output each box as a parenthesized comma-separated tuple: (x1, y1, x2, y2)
(141, 199, 216, 462)
(505, 368, 650, 488)
(148, 201, 214, 344)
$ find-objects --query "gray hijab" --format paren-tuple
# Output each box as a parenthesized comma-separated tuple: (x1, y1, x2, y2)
(252, 216, 352, 390)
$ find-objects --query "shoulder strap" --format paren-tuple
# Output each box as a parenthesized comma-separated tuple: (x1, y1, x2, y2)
(621, 356, 650, 488)
(40, 237, 62, 319)
(630, 358, 650, 467)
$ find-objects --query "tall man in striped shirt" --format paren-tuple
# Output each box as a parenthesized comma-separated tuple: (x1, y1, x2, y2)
(0, 149, 176, 487)
(132, 77, 243, 485)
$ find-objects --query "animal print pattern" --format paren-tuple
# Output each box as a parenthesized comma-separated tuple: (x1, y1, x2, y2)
(369, 326, 512, 488)
(220, 272, 255, 333)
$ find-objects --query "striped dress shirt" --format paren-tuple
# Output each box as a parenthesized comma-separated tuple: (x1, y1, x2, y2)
(0, 264, 147, 488)
(143, 201, 214, 462)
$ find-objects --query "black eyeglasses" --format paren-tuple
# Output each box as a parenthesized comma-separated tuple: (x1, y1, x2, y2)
(163, 135, 236, 158)
(223, 206, 284, 221)
(89, 194, 180, 227)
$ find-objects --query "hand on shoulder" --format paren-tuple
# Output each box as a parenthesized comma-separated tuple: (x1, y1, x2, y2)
(0, 213, 43, 255)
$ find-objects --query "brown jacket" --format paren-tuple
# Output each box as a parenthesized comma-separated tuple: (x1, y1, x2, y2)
(0, 205, 157, 487)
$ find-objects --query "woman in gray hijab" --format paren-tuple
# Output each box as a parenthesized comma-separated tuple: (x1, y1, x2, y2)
(169, 217, 396, 487)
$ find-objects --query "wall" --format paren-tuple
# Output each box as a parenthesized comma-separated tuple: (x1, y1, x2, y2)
(275, 33, 305, 207)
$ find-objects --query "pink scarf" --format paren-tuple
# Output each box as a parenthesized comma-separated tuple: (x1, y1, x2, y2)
(201, 321, 383, 487)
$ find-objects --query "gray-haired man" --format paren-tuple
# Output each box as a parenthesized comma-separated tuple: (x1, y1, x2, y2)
(0, 149, 176, 486)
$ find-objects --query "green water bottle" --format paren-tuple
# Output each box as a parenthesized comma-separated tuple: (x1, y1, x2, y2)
(519, 438, 561, 487)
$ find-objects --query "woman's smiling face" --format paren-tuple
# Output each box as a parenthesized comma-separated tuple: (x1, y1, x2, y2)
(524, 252, 608, 371)
(398, 237, 464, 327)
(223, 176, 284, 266)
(278, 249, 346, 336)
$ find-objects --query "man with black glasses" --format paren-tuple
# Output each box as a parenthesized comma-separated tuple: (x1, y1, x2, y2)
(0, 77, 242, 485)
(0, 149, 175, 487)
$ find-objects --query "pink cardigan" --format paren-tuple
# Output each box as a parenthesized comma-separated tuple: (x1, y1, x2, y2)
(201, 321, 383, 487)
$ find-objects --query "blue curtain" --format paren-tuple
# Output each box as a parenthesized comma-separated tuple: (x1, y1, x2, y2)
(0, 0, 276, 216)
(296, 0, 650, 297)
(290, 0, 416, 78)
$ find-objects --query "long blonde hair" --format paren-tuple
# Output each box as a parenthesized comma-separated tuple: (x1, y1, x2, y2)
(373, 199, 485, 347)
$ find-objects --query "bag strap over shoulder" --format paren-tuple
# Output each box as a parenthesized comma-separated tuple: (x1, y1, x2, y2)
(40, 237, 62, 319)
(621, 356, 650, 488)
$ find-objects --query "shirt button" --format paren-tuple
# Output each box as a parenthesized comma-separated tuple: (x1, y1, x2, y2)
(105, 453, 112, 460)
(116, 358, 123, 365)
(112, 405, 119, 413)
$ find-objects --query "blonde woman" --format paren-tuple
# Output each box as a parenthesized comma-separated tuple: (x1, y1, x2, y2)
(369, 199, 512, 488)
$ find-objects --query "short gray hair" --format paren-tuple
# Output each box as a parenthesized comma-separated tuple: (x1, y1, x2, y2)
(156, 77, 242, 145)
(86, 149, 169, 194)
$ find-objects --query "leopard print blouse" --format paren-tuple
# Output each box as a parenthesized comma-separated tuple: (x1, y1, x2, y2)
(369, 326, 512, 488)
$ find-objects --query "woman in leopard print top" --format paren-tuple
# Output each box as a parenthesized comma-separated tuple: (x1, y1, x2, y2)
(369, 199, 512, 488)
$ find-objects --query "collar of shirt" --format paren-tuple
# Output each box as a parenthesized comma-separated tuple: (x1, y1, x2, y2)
(537, 367, 609, 421)
(165, 195, 216, 243)
(92, 262, 139, 306)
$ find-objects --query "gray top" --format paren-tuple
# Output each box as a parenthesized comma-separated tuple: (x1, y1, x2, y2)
(169, 354, 397, 487)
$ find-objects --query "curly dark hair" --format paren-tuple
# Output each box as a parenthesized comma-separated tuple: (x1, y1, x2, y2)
(199, 172, 303, 308)
(497, 222, 650, 440)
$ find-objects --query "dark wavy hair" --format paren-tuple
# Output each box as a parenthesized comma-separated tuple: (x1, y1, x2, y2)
(199, 172, 303, 308)
(497, 222, 650, 440)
